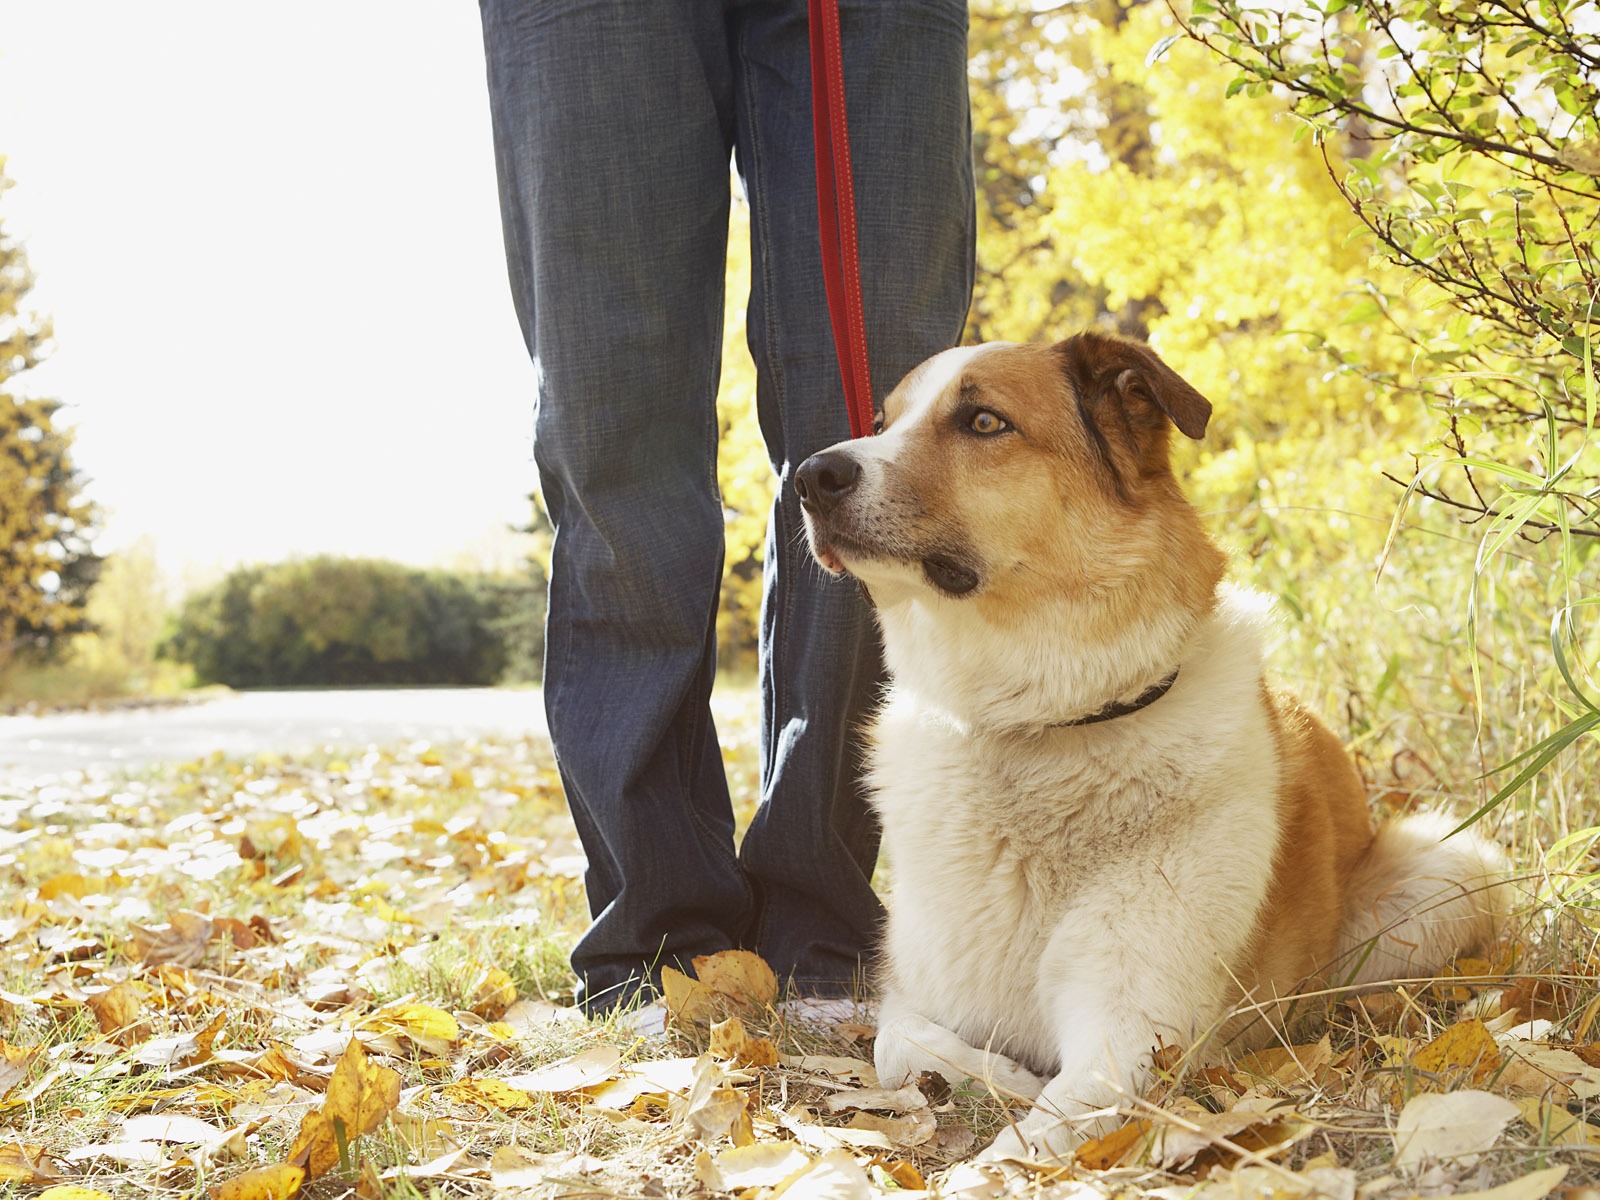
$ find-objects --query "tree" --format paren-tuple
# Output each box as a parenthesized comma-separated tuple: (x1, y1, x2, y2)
(1177, 0, 1600, 811)
(0, 163, 99, 672)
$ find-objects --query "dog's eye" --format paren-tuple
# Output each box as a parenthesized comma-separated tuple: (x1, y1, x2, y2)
(872, 412, 885, 435)
(968, 409, 1010, 436)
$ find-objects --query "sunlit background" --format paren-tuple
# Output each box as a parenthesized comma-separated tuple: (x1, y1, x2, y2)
(0, 3, 535, 579)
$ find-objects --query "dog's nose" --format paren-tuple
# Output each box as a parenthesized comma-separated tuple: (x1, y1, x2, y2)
(795, 450, 861, 514)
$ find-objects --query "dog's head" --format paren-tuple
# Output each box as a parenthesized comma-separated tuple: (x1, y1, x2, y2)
(796, 331, 1222, 623)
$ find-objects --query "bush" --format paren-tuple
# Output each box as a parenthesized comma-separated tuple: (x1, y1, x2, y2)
(165, 557, 521, 688)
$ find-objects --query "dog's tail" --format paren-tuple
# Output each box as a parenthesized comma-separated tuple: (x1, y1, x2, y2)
(1335, 812, 1508, 989)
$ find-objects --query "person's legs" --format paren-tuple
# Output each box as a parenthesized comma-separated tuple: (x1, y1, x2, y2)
(730, 0, 975, 994)
(480, 0, 751, 1013)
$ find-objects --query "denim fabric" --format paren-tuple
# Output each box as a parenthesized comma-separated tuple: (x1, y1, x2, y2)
(481, 0, 974, 1012)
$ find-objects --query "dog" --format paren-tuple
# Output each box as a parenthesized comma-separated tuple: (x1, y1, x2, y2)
(795, 331, 1505, 1163)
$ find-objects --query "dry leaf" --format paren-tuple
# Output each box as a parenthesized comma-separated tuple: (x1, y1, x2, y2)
(503, 1045, 622, 1093)
(824, 1084, 928, 1115)
(500, 997, 585, 1033)
(779, 1053, 878, 1083)
(287, 1039, 401, 1178)
(1233, 1035, 1334, 1087)
(1393, 1089, 1518, 1168)
(131, 911, 213, 967)
(692, 949, 778, 1008)
(0, 1042, 38, 1099)
(1514, 1095, 1600, 1148)
(39, 1188, 117, 1200)
(356, 1003, 459, 1056)
(779, 1148, 877, 1200)
(1412, 1018, 1502, 1090)
(86, 982, 146, 1044)
(708, 1016, 779, 1068)
(122, 1112, 227, 1147)
(1077, 1119, 1152, 1170)
(695, 1141, 814, 1191)
(1448, 1166, 1569, 1200)
(465, 966, 517, 1018)
(207, 1163, 306, 1200)
(662, 966, 715, 1023)
(0, 1143, 62, 1184)
(440, 1077, 537, 1112)
(844, 1109, 937, 1147)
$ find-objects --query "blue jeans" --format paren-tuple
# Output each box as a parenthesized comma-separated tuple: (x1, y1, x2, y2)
(481, 0, 974, 1012)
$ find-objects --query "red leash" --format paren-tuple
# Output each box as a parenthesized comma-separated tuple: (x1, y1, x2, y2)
(808, 0, 874, 440)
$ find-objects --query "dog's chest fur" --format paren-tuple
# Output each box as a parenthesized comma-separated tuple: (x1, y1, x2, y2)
(867, 595, 1284, 1074)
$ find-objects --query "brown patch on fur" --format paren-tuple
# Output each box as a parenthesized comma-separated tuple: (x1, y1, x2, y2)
(1228, 687, 1375, 1047)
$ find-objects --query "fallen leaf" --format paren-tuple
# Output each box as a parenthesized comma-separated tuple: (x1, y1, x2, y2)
(86, 983, 146, 1044)
(0, 1041, 38, 1099)
(465, 966, 517, 1018)
(131, 911, 213, 967)
(1514, 1095, 1600, 1148)
(122, 1112, 227, 1146)
(1447, 1165, 1569, 1200)
(779, 1053, 878, 1083)
(440, 1077, 537, 1112)
(356, 1002, 459, 1056)
(500, 997, 584, 1032)
(1411, 1018, 1501, 1090)
(287, 1038, 401, 1178)
(824, 1084, 927, 1115)
(39, 1188, 117, 1200)
(695, 1141, 814, 1191)
(662, 966, 715, 1023)
(207, 1162, 306, 1200)
(708, 1016, 779, 1068)
(1233, 1036, 1334, 1087)
(780, 1148, 877, 1200)
(845, 1109, 937, 1147)
(1393, 1089, 1518, 1168)
(504, 1045, 622, 1093)
(694, 949, 777, 1008)
(1077, 1119, 1152, 1170)
(0, 1143, 63, 1184)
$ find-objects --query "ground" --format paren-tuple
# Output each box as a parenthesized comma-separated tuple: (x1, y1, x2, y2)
(2, 689, 1597, 1200)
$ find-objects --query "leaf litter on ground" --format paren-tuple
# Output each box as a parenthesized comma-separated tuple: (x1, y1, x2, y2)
(0, 708, 1597, 1199)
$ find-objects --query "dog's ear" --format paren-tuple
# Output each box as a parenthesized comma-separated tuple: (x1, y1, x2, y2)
(1056, 330, 1211, 441)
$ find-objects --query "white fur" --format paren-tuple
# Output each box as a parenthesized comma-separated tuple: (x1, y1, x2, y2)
(871, 591, 1279, 1138)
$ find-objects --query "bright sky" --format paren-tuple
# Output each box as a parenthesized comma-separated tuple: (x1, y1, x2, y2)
(0, 3, 539, 581)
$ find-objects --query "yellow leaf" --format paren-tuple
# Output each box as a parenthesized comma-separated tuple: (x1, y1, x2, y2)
(287, 1040, 399, 1179)
(86, 983, 146, 1045)
(1516, 1095, 1600, 1148)
(207, 1163, 306, 1200)
(0, 1143, 61, 1184)
(37, 873, 95, 901)
(1412, 1017, 1501, 1090)
(357, 1003, 458, 1056)
(662, 966, 714, 1023)
(708, 1016, 779, 1068)
(466, 966, 517, 1019)
(1077, 1119, 1152, 1170)
(440, 1077, 537, 1111)
(692, 950, 777, 1008)
(40, 1188, 117, 1200)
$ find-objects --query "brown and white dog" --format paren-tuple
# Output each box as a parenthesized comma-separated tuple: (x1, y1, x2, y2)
(795, 332, 1505, 1162)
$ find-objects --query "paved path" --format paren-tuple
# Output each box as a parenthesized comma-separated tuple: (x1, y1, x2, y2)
(0, 688, 549, 786)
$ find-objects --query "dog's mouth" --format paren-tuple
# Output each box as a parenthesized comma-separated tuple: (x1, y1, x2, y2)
(921, 554, 980, 597)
